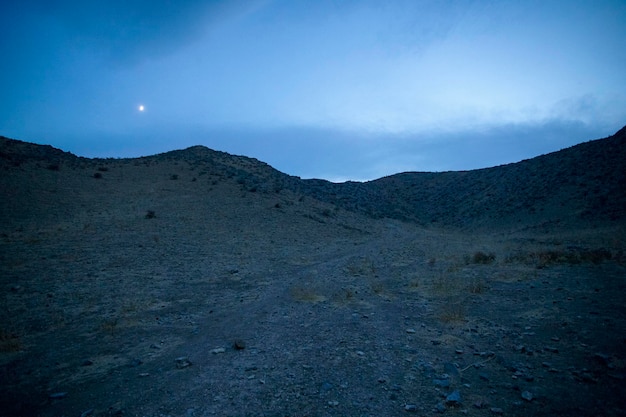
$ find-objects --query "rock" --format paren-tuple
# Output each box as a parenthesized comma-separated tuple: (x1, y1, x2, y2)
(81, 359, 93, 366)
(444, 362, 461, 381)
(49, 392, 67, 400)
(320, 381, 334, 392)
(211, 347, 226, 354)
(473, 399, 487, 409)
(594, 352, 611, 366)
(446, 390, 462, 406)
(435, 402, 446, 413)
(327, 400, 339, 407)
(521, 391, 533, 401)
(479, 372, 489, 381)
(175, 356, 192, 369)
(233, 339, 246, 350)
(490, 407, 504, 414)
(544, 346, 559, 353)
(406, 328, 416, 334)
(404, 404, 418, 412)
(433, 378, 450, 388)
(127, 358, 143, 367)
(80, 409, 94, 417)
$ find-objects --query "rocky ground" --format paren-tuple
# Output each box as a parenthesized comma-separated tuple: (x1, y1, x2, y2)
(1, 136, 625, 416)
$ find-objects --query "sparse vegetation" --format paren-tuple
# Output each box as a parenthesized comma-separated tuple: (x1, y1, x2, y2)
(290, 285, 326, 302)
(0, 329, 22, 352)
(467, 277, 486, 294)
(439, 300, 465, 323)
(432, 271, 461, 294)
(471, 251, 496, 264)
(100, 318, 119, 333)
(506, 247, 614, 268)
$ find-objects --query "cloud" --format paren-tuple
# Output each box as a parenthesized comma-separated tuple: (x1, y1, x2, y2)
(1, 0, 259, 66)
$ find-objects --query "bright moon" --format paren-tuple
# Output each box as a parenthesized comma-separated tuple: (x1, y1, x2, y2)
(138, 105, 144, 112)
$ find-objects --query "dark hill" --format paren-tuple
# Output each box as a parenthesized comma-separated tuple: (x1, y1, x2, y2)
(298, 126, 626, 231)
(1, 125, 625, 232)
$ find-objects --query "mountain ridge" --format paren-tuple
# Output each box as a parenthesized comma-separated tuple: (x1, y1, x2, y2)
(1, 125, 625, 231)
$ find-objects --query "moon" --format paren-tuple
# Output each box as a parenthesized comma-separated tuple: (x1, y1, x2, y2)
(138, 105, 145, 112)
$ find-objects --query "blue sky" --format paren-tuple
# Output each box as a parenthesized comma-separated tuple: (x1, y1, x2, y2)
(1, 0, 625, 181)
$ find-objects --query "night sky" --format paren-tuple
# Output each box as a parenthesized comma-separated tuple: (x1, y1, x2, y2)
(1, 1, 625, 181)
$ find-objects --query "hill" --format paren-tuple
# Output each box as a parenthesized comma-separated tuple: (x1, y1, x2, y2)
(0, 128, 625, 417)
(296, 126, 626, 231)
(3, 125, 624, 233)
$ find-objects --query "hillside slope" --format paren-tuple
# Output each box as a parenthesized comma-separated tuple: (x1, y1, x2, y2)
(1, 131, 625, 417)
(2, 125, 625, 233)
(296, 126, 626, 230)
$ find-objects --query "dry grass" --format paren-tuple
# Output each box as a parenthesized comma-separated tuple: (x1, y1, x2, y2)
(432, 272, 461, 295)
(505, 247, 614, 268)
(345, 257, 376, 277)
(439, 301, 465, 323)
(467, 277, 486, 294)
(290, 285, 327, 303)
(100, 318, 119, 333)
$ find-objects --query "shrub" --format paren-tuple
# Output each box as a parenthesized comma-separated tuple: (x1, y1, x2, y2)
(468, 277, 486, 294)
(439, 301, 465, 323)
(145, 210, 156, 219)
(0, 329, 21, 352)
(472, 251, 496, 264)
(93, 172, 103, 179)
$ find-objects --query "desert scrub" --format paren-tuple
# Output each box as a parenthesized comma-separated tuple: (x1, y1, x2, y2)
(439, 300, 465, 323)
(290, 285, 326, 303)
(467, 277, 486, 294)
(506, 247, 613, 268)
(471, 251, 496, 264)
(100, 318, 119, 333)
(432, 271, 461, 295)
(0, 329, 22, 352)
(345, 257, 376, 276)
